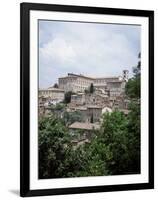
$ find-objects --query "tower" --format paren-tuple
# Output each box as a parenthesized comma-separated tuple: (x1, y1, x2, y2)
(122, 70, 129, 81)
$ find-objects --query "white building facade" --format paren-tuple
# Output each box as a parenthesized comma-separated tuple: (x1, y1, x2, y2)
(59, 73, 94, 93)
(39, 87, 65, 101)
(58, 70, 128, 97)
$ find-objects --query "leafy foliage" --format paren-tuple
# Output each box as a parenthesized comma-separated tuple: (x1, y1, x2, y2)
(126, 102, 140, 173)
(89, 83, 95, 93)
(52, 103, 65, 111)
(63, 111, 83, 125)
(38, 116, 70, 178)
(84, 83, 95, 94)
(64, 91, 75, 104)
(39, 109, 140, 178)
(125, 53, 141, 99)
(124, 52, 141, 173)
(99, 111, 140, 175)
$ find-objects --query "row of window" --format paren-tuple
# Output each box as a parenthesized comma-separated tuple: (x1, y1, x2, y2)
(39, 91, 64, 97)
(59, 78, 93, 85)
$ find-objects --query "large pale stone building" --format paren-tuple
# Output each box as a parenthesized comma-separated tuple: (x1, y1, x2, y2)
(58, 70, 128, 97)
(59, 73, 94, 93)
(39, 87, 64, 101)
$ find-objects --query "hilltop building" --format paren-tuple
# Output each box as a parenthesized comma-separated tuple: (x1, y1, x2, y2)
(38, 71, 129, 120)
(58, 70, 128, 97)
(39, 87, 64, 102)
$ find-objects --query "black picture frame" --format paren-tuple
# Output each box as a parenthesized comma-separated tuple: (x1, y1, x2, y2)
(20, 2, 154, 197)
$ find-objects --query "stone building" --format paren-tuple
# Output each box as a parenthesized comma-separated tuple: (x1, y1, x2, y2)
(67, 104, 112, 123)
(39, 87, 64, 102)
(69, 122, 100, 139)
(59, 73, 94, 93)
(38, 96, 48, 117)
(107, 81, 126, 97)
(69, 90, 110, 108)
(86, 105, 103, 123)
(58, 70, 128, 97)
(71, 93, 85, 105)
(84, 93, 109, 106)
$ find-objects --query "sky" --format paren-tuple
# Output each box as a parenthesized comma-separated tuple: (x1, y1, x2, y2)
(39, 20, 141, 88)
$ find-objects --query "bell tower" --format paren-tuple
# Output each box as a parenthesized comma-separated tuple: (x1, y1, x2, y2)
(123, 70, 129, 81)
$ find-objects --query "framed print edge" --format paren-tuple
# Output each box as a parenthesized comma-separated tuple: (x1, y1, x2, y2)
(148, 10, 154, 189)
(20, 3, 30, 197)
(20, 2, 154, 197)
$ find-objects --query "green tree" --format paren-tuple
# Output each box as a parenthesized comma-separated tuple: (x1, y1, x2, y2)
(89, 83, 95, 94)
(126, 101, 140, 173)
(63, 137, 109, 177)
(64, 91, 74, 104)
(125, 53, 141, 99)
(63, 146, 89, 177)
(63, 111, 83, 125)
(53, 83, 59, 88)
(84, 89, 89, 94)
(80, 138, 110, 176)
(54, 103, 65, 111)
(100, 111, 130, 175)
(125, 52, 141, 173)
(38, 116, 71, 178)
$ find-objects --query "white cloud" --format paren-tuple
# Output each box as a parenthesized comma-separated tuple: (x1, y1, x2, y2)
(39, 21, 140, 88)
(40, 37, 76, 65)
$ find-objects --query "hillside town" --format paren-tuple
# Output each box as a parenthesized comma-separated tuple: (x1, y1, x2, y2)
(38, 20, 141, 178)
(39, 70, 130, 147)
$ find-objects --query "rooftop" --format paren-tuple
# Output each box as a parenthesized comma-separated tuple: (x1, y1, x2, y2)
(68, 73, 94, 80)
(119, 109, 130, 115)
(107, 80, 123, 83)
(69, 122, 100, 130)
(95, 76, 121, 80)
(59, 73, 123, 81)
(87, 105, 102, 109)
(39, 87, 64, 92)
(68, 106, 87, 111)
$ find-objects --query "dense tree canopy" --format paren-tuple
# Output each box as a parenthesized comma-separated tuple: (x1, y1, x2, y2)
(124, 52, 141, 173)
(38, 116, 70, 178)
